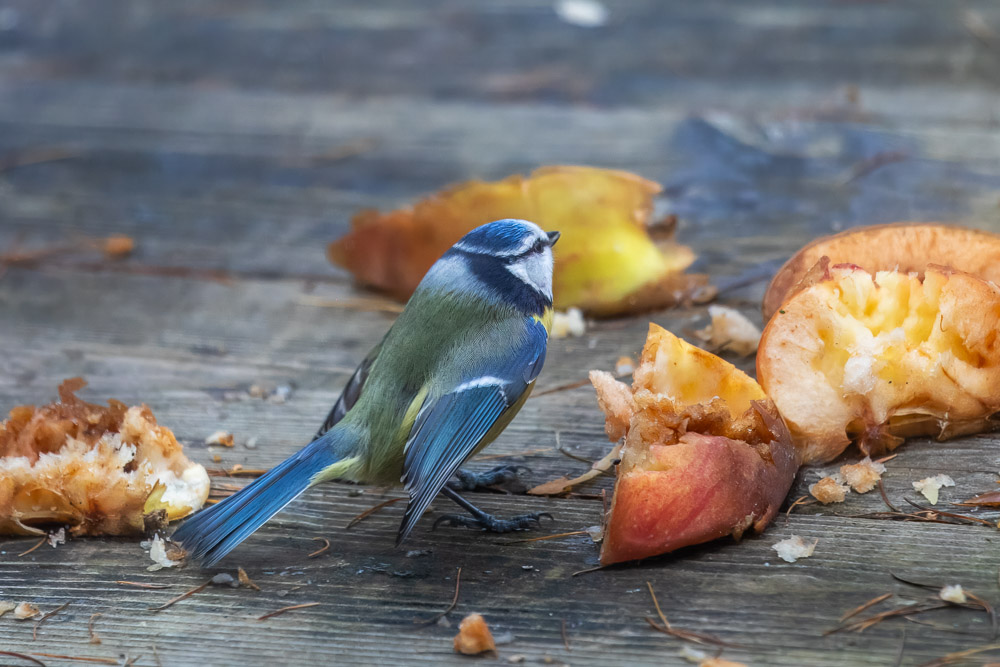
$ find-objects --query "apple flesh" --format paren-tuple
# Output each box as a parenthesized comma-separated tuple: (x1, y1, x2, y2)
(758, 263, 1000, 464)
(592, 324, 799, 565)
(763, 223, 1000, 320)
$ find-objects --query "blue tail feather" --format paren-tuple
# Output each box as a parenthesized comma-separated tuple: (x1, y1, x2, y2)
(172, 436, 338, 567)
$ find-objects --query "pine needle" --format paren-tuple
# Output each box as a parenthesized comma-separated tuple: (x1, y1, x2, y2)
(414, 567, 462, 626)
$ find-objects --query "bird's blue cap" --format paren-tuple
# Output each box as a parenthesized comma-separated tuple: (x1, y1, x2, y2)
(455, 219, 559, 257)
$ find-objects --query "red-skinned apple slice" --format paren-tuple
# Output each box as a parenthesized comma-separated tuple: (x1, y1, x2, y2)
(591, 324, 799, 565)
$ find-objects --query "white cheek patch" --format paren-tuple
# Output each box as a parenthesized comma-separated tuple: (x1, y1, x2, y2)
(506, 249, 553, 299)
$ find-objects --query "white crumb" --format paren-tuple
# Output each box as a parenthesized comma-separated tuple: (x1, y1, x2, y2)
(771, 535, 818, 563)
(912, 474, 955, 505)
(679, 646, 708, 663)
(694, 305, 761, 356)
(0, 600, 15, 618)
(144, 534, 182, 571)
(204, 430, 234, 447)
(551, 308, 586, 339)
(14, 602, 40, 619)
(939, 585, 967, 604)
(47, 527, 66, 548)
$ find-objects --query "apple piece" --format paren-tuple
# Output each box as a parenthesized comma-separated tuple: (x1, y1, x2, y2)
(0, 378, 209, 536)
(329, 166, 713, 316)
(757, 264, 1000, 464)
(591, 324, 799, 566)
(763, 223, 1000, 320)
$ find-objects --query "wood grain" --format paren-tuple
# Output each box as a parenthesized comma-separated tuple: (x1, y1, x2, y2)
(3, 1, 1000, 665)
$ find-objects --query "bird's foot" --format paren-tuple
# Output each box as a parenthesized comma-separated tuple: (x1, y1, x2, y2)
(447, 464, 531, 493)
(433, 510, 553, 534)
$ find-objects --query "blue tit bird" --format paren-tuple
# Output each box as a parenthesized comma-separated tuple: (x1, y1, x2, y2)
(172, 219, 559, 566)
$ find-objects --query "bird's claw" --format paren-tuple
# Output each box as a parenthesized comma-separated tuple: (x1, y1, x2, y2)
(432, 511, 553, 533)
(447, 464, 532, 493)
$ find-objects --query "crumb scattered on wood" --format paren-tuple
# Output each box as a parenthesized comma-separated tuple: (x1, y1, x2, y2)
(205, 430, 234, 447)
(912, 474, 955, 505)
(551, 308, 586, 339)
(615, 356, 636, 375)
(939, 585, 968, 604)
(14, 602, 40, 620)
(143, 535, 184, 571)
(453, 613, 496, 655)
(693, 305, 761, 356)
(238, 567, 261, 591)
(771, 536, 818, 563)
(840, 457, 886, 493)
(0, 600, 16, 617)
(810, 476, 848, 504)
(257, 602, 321, 621)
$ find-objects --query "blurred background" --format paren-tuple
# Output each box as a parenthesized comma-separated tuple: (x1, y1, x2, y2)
(3, 3, 1000, 664)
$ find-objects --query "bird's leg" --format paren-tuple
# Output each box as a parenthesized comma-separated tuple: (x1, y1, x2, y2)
(433, 486, 552, 533)
(447, 464, 530, 493)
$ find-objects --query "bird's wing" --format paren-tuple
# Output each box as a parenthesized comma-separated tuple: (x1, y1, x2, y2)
(314, 340, 383, 439)
(396, 318, 547, 544)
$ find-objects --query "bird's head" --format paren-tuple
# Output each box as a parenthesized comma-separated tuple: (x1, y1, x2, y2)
(430, 219, 560, 312)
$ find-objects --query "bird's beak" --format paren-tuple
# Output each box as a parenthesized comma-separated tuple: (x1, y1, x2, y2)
(546, 231, 561, 246)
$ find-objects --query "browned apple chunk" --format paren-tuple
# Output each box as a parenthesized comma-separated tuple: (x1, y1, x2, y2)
(592, 325, 799, 565)
(758, 264, 1000, 464)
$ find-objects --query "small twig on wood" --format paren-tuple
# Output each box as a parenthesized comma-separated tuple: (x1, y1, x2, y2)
(122, 655, 142, 667)
(257, 602, 321, 621)
(527, 444, 621, 496)
(18, 537, 46, 557)
(414, 567, 462, 626)
(825, 601, 949, 635)
(115, 581, 173, 589)
(307, 537, 331, 558)
(0, 651, 46, 666)
(238, 567, 261, 591)
(571, 565, 606, 577)
(894, 627, 906, 667)
(784, 495, 814, 523)
(88, 612, 103, 645)
(839, 593, 893, 623)
(346, 496, 406, 529)
(498, 530, 589, 545)
(879, 480, 901, 512)
(645, 582, 740, 647)
(532, 371, 631, 398)
(32, 602, 70, 641)
(561, 618, 571, 651)
(919, 643, 1000, 667)
(208, 466, 269, 478)
(903, 498, 995, 527)
(476, 447, 553, 461)
(31, 655, 117, 665)
(149, 579, 212, 612)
